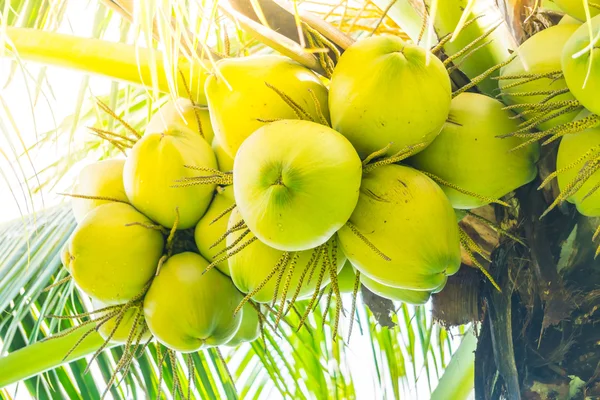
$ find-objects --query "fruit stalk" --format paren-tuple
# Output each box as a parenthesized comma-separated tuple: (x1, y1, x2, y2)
(3, 28, 209, 104)
(0, 325, 114, 388)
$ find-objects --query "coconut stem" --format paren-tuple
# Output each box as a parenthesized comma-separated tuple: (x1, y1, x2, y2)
(452, 53, 518, 98)
(465, 211, 526, 246)
(362, 143, 392, 166)
(210, 219, 246, 248)
(234, 252, 288, 316)
(431, 15, 484, 53)
(308, 88, 329, 126)
(95, 97, 141, 139)
(345, 221, 391, 261)
(297, 247, 329, 331)
(210, 203, 237, 225)
(42, 275, 72, 292)
(213, 228, 251, 257)
(271, 252, 292, 307)
(284, 246, 322, 316)
(265, 82, 314, 122)
(179, 70, 205, 139)
(362, 142, 426, 173)
(422, 171, 509, 207)
(538, 146, 600, 189)
(203, 236, 258, 275)
(347, 270, 361, 342)
(459, 229, 501, 292)
(275, 253, 299, 329)
(542, 156, 600, 219)
(443, 19, 502, 66)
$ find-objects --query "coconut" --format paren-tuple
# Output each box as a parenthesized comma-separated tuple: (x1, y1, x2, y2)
(329, 35, 451, 158)
(212, 136, 234, 173)
(499, 24, 580, 130)
(408, 92, 540, 209)
(234, 119, 361, 251)
(559, 14, 583, 25)
(553, 0, 599, 21)
(143, 252, 243, 352)
(227, 208, 346, 303)
(145, 98, 214, 143)
(92, 301, 151, 344)
(360, 274, 432, 305)
(557, 122, 600, 217)
(194, 186, 235, 276)
(337, 164, 461, 291)
(562, 15, 600, 116)
(61, 240, 71, 272)
(67, 202, 164, 304)
(336, 261, 358, 294)
(71, 159, 128, 223)
(123, 129, 217, 229)
(224, 302, 260, 347)
(205, 55, 330, 158)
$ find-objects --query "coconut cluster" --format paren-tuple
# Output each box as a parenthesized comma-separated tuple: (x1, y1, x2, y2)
(61, 34, 543, 354)
(497, 14, 600, 229)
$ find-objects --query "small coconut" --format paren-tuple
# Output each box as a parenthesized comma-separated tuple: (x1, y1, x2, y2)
(329, 35, 451, 158)
(227, 209, 346, 303)
(71, 159, 128, 223)
(408, 92, 540, 209)
(123, 130, 217, 229)
(205, 55, 330, 158)
(145, 98, 214, 143)
(233, 120, 361, 251)
(224, 302, 260, 347)
(67, 202, 164, 304)
(561, 15, 600, 116)
(499, 24, 580, 130)
(360, 273, 432, 305)
(338, 164, 461, 291)
(143, 252, 243, 352)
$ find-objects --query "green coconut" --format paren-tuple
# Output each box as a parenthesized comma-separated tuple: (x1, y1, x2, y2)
(61, 240, 71, 272)
(92, 301, 151, 344)
(553, 0, 599, 21)
(227, 208, 346, 303)
(194, 186, 235, 276)
(499, 24, 580, 130)
(408, 92, 540, 209)
(71, 159, 128, 223)
(234, 119, 361, 251)
(360, 274, 432, 305)
(143, 252, 243, 352)
(336, 261, 358, 294)
(212, 136, 234, 173)
(123, 129, 217, 229)
(145, 98, 214, 143)
(559, 13, 584, 25)
(67, 202, 164, 304)
(337, 164, 461, 291)
(329, 35, 451, 158)
(224, 302, 260, 347)
(205, 55, 330, 158)
(557, 122, 600, 216)
(562, 15, 600, 116)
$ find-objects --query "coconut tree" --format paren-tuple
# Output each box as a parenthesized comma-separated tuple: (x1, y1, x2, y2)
(1, 0, 599, 399)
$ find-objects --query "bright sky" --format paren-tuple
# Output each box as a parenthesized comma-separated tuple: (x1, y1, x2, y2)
(0, 2, 467, 398)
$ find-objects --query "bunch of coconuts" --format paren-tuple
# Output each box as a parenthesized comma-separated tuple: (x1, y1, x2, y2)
(496, 12, 600, 243)
(60, 31, 546, 357)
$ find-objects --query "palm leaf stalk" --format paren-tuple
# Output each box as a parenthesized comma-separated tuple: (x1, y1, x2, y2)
(3, 28, 210, 104)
